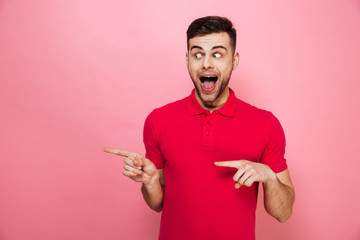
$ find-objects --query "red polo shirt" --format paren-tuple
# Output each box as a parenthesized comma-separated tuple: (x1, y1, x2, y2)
(143, 88, 287, 240)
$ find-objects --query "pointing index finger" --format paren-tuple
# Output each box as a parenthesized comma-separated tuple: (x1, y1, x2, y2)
(214, 160, 243, 169)
(104, 147, 132, 157)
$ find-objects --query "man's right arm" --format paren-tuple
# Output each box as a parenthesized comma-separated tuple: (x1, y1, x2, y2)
(141, 169, 164, 212)
(104, 147, 164, 212)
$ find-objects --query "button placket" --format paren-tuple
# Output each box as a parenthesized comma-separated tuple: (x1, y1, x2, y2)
(203, 111, 214, 146)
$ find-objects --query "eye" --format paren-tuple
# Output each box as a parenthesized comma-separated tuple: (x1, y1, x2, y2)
(213, 53, 222, 58)
(194, 53, 203, 58)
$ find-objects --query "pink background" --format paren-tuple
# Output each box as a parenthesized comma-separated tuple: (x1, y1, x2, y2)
(1, 0, 360, 239)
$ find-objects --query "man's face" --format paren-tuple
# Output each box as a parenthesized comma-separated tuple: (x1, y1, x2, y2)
(186, 32, 239, 108)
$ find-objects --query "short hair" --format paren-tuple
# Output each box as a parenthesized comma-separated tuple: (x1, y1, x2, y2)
(186, 16, 236, 52)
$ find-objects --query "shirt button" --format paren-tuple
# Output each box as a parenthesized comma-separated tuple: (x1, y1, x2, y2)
(204, 113, 208, 117)
(206, 132, 210, 136)
(207, 120, 211, 125)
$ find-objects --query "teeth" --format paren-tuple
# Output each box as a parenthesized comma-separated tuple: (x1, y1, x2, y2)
(200, 76, 218, 82)
(200, 76, 218, 89)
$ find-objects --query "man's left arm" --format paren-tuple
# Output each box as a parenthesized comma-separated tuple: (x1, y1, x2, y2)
(263, 168, 295, 222)
(259, 112, 295, 222)
(214, 160, 295, 222)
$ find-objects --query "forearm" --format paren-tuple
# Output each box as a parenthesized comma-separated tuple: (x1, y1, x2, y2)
(263, 173, 295, 222)
(141, 176, 164, 212)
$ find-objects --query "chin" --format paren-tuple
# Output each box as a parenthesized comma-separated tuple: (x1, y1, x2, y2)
(199, 91, 219, 105)
(200, 93, 217, 102)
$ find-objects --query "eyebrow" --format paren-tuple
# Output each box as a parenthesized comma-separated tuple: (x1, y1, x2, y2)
(190, 45, 227, 51)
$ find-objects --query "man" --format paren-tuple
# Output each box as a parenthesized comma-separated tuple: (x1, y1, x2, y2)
(105, 16, 295, 240)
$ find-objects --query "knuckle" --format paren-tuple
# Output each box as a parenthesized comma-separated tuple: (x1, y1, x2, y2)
(243, 163, 251, 169)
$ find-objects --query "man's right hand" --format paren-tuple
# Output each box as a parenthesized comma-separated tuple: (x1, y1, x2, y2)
(104, 147, 159, 185)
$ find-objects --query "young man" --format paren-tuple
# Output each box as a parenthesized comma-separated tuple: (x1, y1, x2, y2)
(105, 16, 295, 240)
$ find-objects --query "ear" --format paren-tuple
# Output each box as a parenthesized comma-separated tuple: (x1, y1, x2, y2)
(186, 52, 189, 67)
(232, 51, 239, 69)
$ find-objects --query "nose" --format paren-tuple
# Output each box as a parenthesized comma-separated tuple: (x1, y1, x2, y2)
(202, 55, 214, 70)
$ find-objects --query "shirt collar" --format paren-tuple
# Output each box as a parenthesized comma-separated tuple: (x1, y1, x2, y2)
(187, 88, 237, 117)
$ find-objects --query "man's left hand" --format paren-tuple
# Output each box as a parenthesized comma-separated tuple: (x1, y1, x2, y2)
(214, 160, 276, 189)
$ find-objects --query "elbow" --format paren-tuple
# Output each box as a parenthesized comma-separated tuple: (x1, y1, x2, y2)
(277, 217, 289, 223)
(276, 210, 292, 223)
(151, 205, 163, 213)
(149, 201, 163, 213)
(265, 203, 293, 223)
(154, 208, 162, 213)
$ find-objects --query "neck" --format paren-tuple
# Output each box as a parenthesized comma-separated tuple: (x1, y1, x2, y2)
(195, 87, 230, 112)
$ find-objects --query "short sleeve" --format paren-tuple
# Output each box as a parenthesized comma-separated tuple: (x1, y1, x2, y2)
(260, 112, 288, 173)
(143, 110, 165, 169)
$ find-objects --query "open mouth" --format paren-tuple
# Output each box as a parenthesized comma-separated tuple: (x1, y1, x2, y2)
(200, 76, 218, 90)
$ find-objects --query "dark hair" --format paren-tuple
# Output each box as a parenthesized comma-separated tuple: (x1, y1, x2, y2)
(186, 16, 236, 52)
